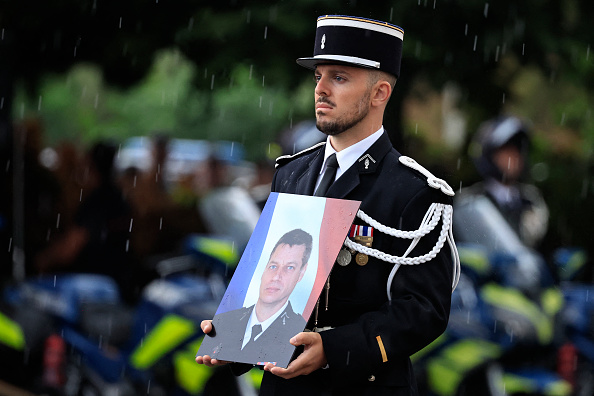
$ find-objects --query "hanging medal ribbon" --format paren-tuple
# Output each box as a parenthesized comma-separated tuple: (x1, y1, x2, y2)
(349, 224, 374, 266)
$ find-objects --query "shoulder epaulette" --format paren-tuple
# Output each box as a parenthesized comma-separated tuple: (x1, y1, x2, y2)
(275, 141, 325, 169)
(398, 156, 455, 196)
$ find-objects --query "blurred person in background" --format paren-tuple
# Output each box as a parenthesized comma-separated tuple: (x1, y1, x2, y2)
(36, 141, 139, 302)
(198, 155, 261, 254)
(460, 115, 549, 249)
(118, 133, 207, 264)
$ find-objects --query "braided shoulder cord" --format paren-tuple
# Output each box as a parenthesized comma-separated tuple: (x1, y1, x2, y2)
(344, 204, 451, 265)
(343, 204, 460, 299)
(356, 203, 443, 240)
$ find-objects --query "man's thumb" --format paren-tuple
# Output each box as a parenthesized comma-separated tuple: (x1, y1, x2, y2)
(290, 332, 312, 346)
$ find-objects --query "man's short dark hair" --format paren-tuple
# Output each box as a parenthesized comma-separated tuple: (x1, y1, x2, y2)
(269, 229, 313, 268)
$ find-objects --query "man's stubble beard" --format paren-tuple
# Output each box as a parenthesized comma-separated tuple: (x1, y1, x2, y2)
(316, 90, 371, 136)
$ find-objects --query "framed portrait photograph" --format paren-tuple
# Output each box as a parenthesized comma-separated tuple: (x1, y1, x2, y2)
(197, 192, 360, 368)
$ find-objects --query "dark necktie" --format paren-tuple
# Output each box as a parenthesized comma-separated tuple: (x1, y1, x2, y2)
(249, 324, 262, 343)
(314, 153, 339, 196)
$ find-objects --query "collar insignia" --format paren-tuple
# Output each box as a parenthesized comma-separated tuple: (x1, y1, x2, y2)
(358, 154, 376, 170)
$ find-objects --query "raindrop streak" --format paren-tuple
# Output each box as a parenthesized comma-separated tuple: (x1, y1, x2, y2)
(94, 94, 99, 109)
(433, 0, 436, 9)
(54, 276, 57, 287)
(211, 74, 215, 90)
(473, 36, 478, 51)
(80, 189, 83, 202)
(188, 17, 194, 30)
(346, 351, 350, 366)
(126, 240, 130, 252)
(1, 29, 4, 40)
(249, 65, 254, 80)
(522, 43, 525, 55)
(119, 17, 123, 29)
(246, 10, 251, 23)
(464, 24, 468, 36)
(56, 213, 61, 229)
(159, 217, 163, 230)
(262, 76, 265, 87)
(38, 96, 42, 111)
(8, 237, 12, 252)
(502, 93, 505, 104)
(495, 46, 500, 62)
(264, 26, 268, 39)
(456, 158, 461, 170)
(129, 219, 134, 232)
(484, 3, 489, 18)
(587, 46, 590, 61)
(389, 7, 393, 21)
(0, 97, 3, 109)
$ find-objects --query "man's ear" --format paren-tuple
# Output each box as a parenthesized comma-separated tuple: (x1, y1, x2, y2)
(371, 80, 392, 107)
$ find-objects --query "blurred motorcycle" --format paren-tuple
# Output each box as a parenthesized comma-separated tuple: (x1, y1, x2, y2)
(413, 193, 573, 396)
(554, 248, 594, 396)
(2, 234, 261, 396)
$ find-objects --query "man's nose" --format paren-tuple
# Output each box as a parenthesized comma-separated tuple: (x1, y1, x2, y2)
(315, 76, 329, 97)
(272, 269, 283, 281)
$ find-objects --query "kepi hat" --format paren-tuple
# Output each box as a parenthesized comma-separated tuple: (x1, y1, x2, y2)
(297, 15, 404, 78)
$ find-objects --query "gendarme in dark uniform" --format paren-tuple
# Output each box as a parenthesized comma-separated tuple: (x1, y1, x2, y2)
(196, 15, 460, 396)
(262, 15, 459, 396)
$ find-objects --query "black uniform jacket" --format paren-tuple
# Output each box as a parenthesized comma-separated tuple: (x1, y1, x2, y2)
(205, 302, 306, 368)
(259, 132, 454, 396)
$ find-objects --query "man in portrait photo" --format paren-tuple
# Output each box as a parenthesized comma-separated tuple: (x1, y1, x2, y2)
(203, 228, 312, 366)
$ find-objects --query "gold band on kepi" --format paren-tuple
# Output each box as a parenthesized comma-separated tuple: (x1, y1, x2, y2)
(296, 15, 404, 78)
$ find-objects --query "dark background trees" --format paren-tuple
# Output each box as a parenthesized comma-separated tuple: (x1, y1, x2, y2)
(1, 0, 593, 278)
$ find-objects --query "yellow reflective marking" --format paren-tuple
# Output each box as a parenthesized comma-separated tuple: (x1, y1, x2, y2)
(458, 246, 490, 275)
(544, 378, 573, 396)
(426, 339, 501, 396)
(130, 314, 195, 369)
(376, 335, 388, 362)
(0, 311, 25, 350)
(541, 287, 564, 317)
(411, 333, 447, 363)
(192, 237, 238, 267)
(481, 283, 553, 344)
(174, 349, 213, 394)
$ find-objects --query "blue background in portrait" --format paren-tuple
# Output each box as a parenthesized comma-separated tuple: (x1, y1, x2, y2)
(215, 192, 278, 315)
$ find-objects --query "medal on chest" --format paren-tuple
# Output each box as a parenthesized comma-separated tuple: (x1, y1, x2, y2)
(337, 224, 374, 266)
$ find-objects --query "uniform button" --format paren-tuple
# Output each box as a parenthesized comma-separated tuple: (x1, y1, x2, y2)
(368, 375, 376, 382)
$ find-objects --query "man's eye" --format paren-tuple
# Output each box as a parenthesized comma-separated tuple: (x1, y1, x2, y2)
(268, 264, 277, 270)
(335, 76, 345, 82)
(314, 75, 321, 83)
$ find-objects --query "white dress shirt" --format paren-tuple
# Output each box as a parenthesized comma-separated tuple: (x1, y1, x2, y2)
(241, 301, 290, 349)
(314, 127, 384, 192)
